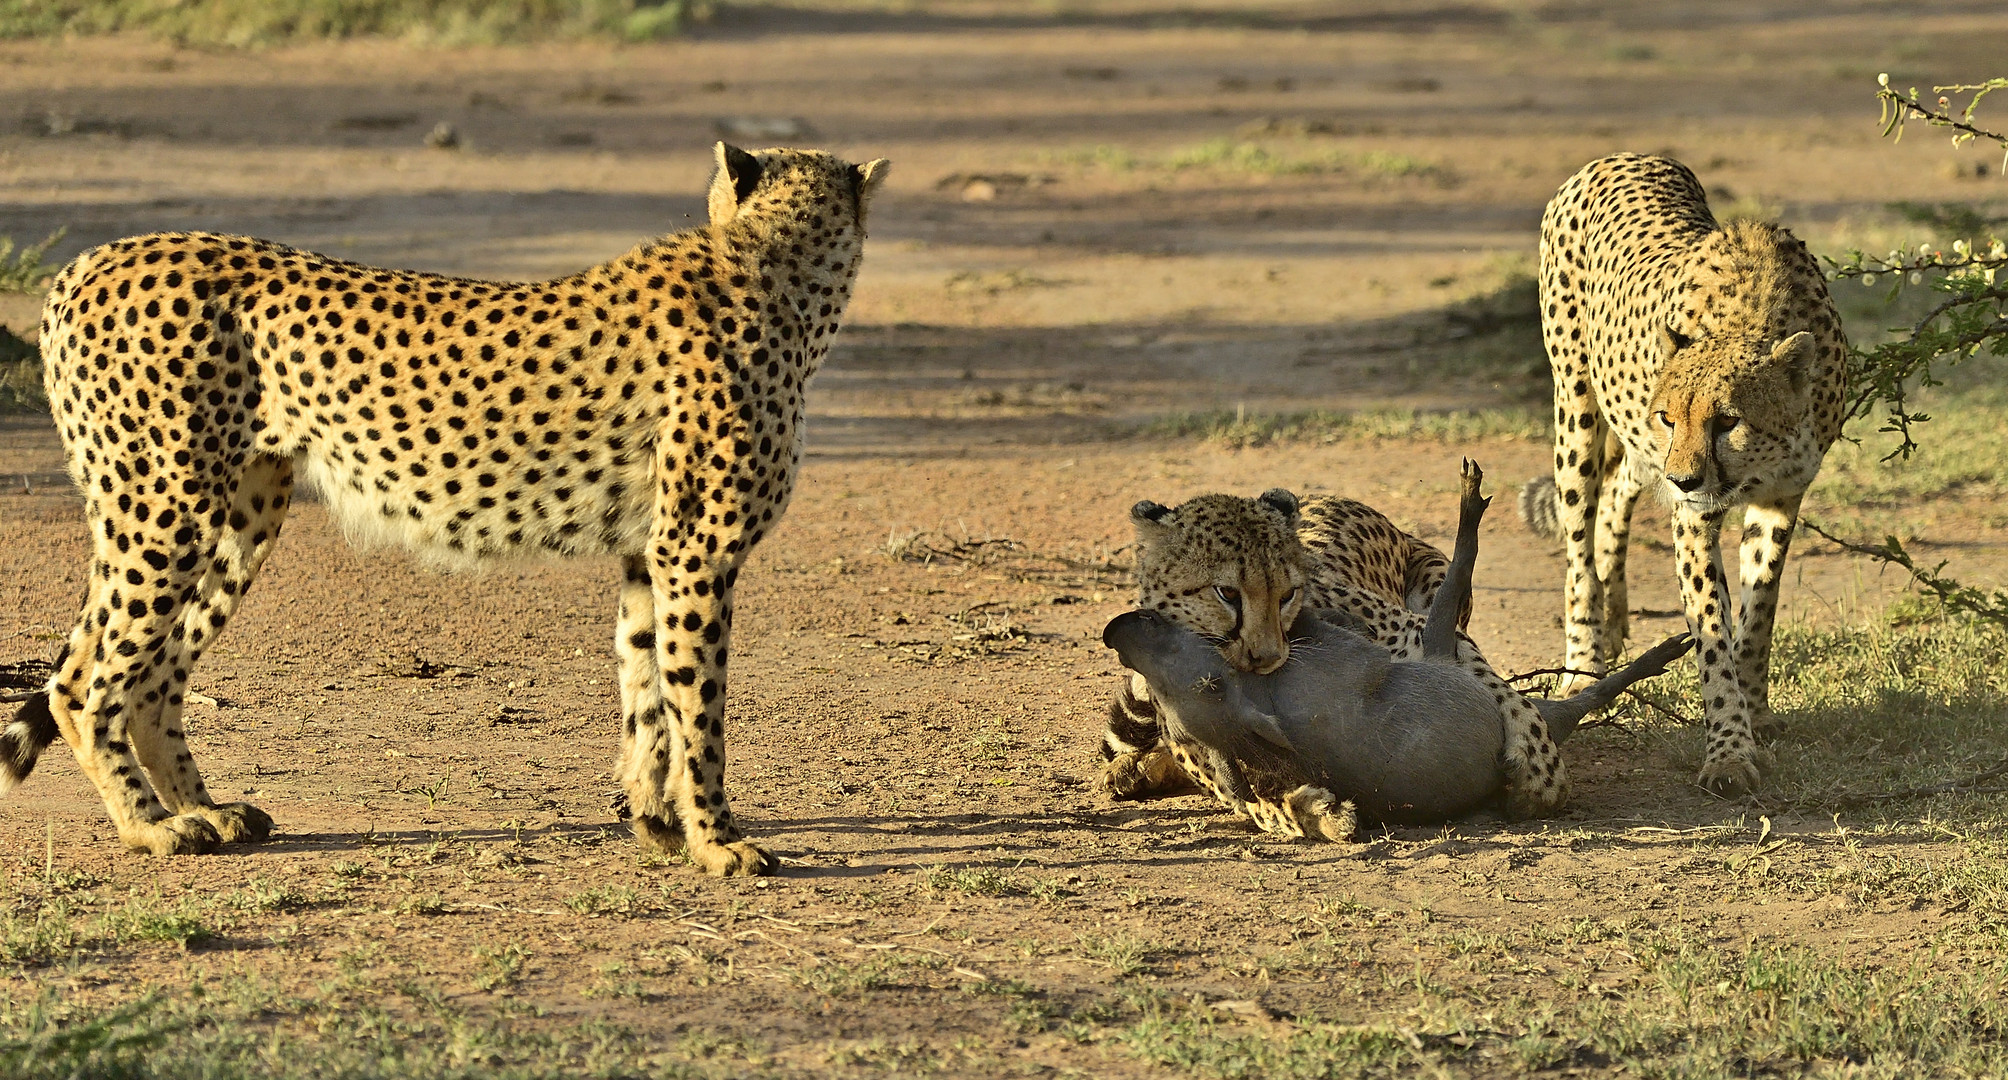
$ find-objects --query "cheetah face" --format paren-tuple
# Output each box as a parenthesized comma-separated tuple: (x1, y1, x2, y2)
(708, 143, 891, 230)
(1130, 490, 1307, 675)
(1649, 328, 1817, 510)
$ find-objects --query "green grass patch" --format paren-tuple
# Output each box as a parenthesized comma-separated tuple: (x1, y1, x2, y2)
(1583, 615, 2008, 823)
(1043, 140, 1451, 182)
(0, 0, 703, 47)
(1138, 406, 1548, 448)
(1105, 941, 2008, 1078)
(0, 325, 43, 413)
(0, 231, 60, 295)
(2, 230, 58, 413)
(1813, 381, 2008, 511)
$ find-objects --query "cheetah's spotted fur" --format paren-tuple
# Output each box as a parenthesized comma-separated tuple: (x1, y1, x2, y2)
(1100, 485, 1572, 834)
(2, 144, 889, 874)
(1526, 153, 1847, 795)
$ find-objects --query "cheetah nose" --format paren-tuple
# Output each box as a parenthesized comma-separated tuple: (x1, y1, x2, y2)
(1249, 650, 1287, 675)
(1666, 472, 1705, 494)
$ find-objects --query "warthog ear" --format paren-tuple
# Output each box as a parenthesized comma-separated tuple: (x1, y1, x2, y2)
(1658, 324, 1694, 359)
(1257, 488, 1300, 526)
(708, 142, 763, 225)
(1770, 330, 1816, 393)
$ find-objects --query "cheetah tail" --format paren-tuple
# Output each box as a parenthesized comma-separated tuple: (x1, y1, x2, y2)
(0, 692, 57, 795)
(1516, 474, 1562, 542)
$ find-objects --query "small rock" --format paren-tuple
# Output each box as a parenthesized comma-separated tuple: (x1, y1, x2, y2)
(425, 121, 461, 150)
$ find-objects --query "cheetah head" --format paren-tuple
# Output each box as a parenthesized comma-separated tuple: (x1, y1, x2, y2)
(1648, 326, 1819, 510)
(1129, 490, 1307, 675)
(708, 143, 892, 231)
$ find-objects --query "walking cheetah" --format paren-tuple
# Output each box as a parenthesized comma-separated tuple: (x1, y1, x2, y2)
(1522, 153, 1847, 795)
(3, 143, 890, 874)
(1100, 481, 1572, 834)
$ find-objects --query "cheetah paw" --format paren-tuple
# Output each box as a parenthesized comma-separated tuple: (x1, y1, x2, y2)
(1100, 749, 1199, 801)
(122, 813, 222, 856)
(1100, 752, 1152, 800)
(1286, 786, 1357, 843)
(631, 813, 685, 856)
(1697, 753, 1766, 797)
(689, 838, 778, 877)
(201, 802, 274, 844)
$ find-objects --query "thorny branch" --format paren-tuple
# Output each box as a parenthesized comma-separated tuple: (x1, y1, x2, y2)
(1800, 520, 2008, 627)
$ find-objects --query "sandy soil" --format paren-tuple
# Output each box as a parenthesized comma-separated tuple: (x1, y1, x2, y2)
(3, 3, 2006, 1074)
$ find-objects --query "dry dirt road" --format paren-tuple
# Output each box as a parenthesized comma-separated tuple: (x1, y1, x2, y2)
(2, 3, 2006, 1076)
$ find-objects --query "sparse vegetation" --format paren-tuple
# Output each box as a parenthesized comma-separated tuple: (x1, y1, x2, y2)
(0, 0, 703, 47)
(1044, 140, 1451, 182)
(0, 325, 42, 413)
(0, 230, 59, 412)
(1806, 77, 2008, 626)
(1139, 405, 1548, 447)
(0, 231, 61, 295)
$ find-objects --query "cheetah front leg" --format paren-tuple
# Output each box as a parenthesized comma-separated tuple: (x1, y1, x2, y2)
(1735, 498, 1801, 739)
(1554, 410, 1613, 696)
(1674, 507, 1768, 795)
(632, 510, 775, 877)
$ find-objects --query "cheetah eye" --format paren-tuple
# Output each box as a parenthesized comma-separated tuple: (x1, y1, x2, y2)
(1713, 414, 1741, 434)
(1654, 410, 1674, 430)
(1279, 587, 1299, 607)
(1214, 586, 1242, 608)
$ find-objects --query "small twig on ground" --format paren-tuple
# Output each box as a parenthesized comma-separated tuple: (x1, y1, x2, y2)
(1506, 663, 1693, 726)
(1506, 665, 1607, 684)
(1, 658, 55, 700)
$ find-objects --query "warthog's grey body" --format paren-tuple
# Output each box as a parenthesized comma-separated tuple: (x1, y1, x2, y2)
(1104, 463, 1690, 824)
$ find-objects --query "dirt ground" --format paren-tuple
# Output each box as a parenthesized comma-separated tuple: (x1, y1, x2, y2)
(3, 3, 2008, 1075)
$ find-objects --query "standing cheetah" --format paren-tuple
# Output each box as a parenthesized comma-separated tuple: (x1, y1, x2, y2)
(3, 143, 889, 874)
(1523, 153, 1847, 795)
(1101, 481, 1572, 831)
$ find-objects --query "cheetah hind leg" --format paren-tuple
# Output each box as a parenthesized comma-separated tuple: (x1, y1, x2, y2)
(158, 467, 291, 845)
(610, 556, 696, 863)
(1239, 787, 1356, 842)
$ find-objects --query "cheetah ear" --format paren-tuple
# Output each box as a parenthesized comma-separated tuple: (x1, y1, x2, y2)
(847, 157, 891, 229)
(1257, 488, 1300, 527)
(1770, 331, 1816, 393)
(850, 158, 891, 217)
(1130, 500, 1175, 542)
(708, 142, 763, 225)
(1658, 324, 1694, 358)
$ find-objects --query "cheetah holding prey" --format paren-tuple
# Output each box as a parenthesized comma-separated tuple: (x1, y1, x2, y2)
(1100, 480, 1574, 832)
(1105, 462, 1693, 830)
(4, 143, 889, 874)
(1522, 153, 1847, 795)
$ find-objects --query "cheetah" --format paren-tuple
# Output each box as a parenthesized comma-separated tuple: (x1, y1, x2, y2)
(1099, 482, 1572, 836)
(1521, 153, 1847, 795)
(2, 143, 889, 875)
